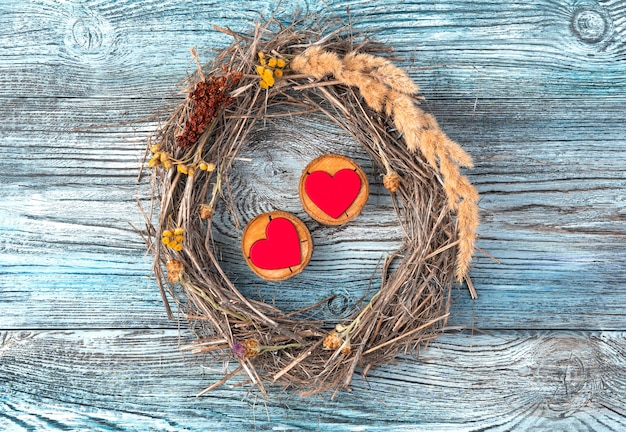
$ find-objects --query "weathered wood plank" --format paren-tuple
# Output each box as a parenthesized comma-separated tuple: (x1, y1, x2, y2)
(0, 0, 624, 430)
(1, 0, 625, 99)
(1, 329, 625, 430)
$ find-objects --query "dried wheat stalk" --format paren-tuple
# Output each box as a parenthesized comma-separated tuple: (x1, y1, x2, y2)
(291, 47, 479, 283)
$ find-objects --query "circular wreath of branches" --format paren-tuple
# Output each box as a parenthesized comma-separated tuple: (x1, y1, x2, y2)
(141, 15, 479, 397)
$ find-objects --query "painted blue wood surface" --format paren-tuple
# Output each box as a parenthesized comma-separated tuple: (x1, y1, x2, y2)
(1, 0, 625, 430)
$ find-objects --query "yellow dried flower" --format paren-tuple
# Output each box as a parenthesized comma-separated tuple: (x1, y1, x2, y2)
(383, 172, 401, 193)
(159, 152, 170, 163)
(187, 166, 196, 177)
(264, 69, 275, 84)
(150, 144, 160, 153)
(257, 52, 286, 89)
(256, 65, 276, 88)
(163, 160, 173, 170)
(147, 155, 161, 167)
(165, 259, 184, 283)
(177, 164, 189, 175)
(161, 227, 185, 251)
(323, 330, 342, 350)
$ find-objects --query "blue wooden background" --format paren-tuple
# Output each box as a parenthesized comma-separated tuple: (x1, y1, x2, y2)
(1, 0, 625, 430)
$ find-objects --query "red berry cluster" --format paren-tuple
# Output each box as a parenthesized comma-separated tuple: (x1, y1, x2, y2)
(176, 70, 242, 148)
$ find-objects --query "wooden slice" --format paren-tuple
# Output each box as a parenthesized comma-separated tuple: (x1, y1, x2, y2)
(241, 211, 313, 281)
(299, 154, 369, 226)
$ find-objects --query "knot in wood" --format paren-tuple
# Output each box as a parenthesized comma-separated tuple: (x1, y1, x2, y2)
(72, 18, 103, 50)
(327, 293, 350, 317)
(571, 7, 610, 44)
(530, 336, 599, 418)
(65, 7, 115, 61)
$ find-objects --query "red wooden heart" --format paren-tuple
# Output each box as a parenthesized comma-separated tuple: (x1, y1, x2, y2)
(249, 217, 302, 270)
(304, 169, 361, 219)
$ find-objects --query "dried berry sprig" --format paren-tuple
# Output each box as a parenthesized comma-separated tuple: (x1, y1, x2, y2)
(176, 70, 242, 148)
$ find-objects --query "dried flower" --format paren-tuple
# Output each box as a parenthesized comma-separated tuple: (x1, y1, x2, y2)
(340, 341, 351, 355)
(323, 330, 342, 350)
(256, 52, 287, 88)
(147, 154, 161, 167)
(256, 66, 275, 88)
(232, 339, 265, 360)
(162, 227, 185, 251)
(323, 329, 352, 355)
(383, 172, 401, 192)
(199, 204, 214, 220)
(231, 340, 246, 358)
(176, 71, 242, 148)
(198, 161, 216, 172)
(243, 339, 261, 359)
(147, 147, 171, 169)
(231, 338, 300, 360)
(165, 259, 184, 283)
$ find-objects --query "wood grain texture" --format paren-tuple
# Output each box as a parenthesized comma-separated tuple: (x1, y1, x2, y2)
(1, 330, 626, 431)
(1, 0, 625, 429)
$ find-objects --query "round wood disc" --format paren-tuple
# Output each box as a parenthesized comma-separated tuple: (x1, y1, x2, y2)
(241, 211, 313, 281)
(299, 154, 369, 225)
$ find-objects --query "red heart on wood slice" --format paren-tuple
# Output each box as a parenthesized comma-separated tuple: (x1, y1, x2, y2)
(249, 217, 302, 270)
(304, 169, 362, 219)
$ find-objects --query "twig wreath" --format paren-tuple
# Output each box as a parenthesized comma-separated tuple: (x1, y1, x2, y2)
(140, 15, 479, 397)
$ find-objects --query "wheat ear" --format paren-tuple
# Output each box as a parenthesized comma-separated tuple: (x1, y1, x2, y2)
(292, 47, 479, 285)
